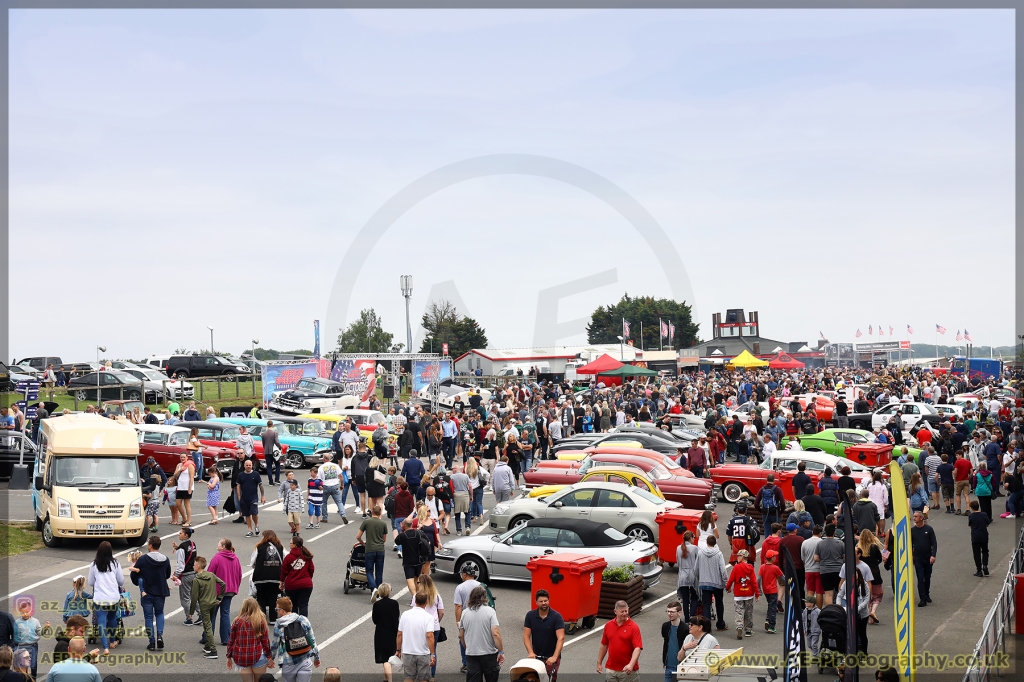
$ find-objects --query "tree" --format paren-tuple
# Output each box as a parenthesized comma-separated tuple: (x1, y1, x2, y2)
(252, 348, 280, 361)
(587, 294, 700, 349)
(419, 300, 488, 358)
(336, 308, 395, 354)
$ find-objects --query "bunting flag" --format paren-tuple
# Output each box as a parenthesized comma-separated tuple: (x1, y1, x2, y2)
(661, 319, 668, 338)
(907, 324, 914, 335)
(843, 502, 860, 682)
(622, 319, 630, 339)
(855, 329, 862, 338)
(782, 546, 808, 682)
(965, 329, 973, 342)
(889, 461, 917, 682)
(936, 324, 947, 334)
(956, 330, 963, 342)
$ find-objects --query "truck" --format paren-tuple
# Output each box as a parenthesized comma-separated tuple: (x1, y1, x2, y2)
(33, 414, 148, 548)
(950, 356, 1003, 380)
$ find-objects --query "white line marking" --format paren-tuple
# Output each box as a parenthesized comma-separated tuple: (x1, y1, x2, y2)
(562, 589, 677, 648)
(317, 587, 411, 651)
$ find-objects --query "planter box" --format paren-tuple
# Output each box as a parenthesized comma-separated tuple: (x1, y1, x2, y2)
(597, 575, 645, 619)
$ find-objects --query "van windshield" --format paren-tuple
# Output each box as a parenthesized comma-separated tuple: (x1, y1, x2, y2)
(54, 457, 139, 487)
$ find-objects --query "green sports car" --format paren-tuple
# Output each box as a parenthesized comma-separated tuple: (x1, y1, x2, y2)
(784, 428, 922, 462)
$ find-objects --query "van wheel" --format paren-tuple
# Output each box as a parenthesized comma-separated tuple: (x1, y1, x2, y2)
(127, 525, 149, 547)
(41, 517, 62, 547)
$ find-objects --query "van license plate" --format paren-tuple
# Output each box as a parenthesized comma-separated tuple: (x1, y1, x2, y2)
(88, 524, 114, 532)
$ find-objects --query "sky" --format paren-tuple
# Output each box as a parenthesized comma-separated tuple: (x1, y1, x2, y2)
(10, 9, 1015, 362)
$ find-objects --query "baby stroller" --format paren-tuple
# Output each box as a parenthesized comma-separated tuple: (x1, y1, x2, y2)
(817, 604, 848, 674)
(343, 543, 370, 594)
(509, 658, 549, 682)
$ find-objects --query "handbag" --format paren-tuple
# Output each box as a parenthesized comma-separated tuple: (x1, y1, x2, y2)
(373, 467, 386, 484)
(117, 590, 136, 618)
(248, 577, 258, 598)
(436, 626, 448, 643)
(223, 495, 237, 514)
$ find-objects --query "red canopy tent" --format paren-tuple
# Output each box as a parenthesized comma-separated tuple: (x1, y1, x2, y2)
(767, 352, 805, 369)
(574, 354, 624, 375)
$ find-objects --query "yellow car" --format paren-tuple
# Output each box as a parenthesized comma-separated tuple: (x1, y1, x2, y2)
(526, 465, 664, 500)
(301, 414, 344, 434)
(555, 441, 643, 461)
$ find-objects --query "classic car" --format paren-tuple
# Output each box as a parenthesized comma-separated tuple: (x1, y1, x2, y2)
(550, 432, 680, 457)
(525, 451, 713, 509)
(290, 413, 344, 434)
(416, 379, 492, 410)
(527, 465, 665, 500)
(176, 421, 272, 472)
(709, 451, 878, 503)
(779, 394, 835, 423)
(121, 367, 195, 400)
(68, 371, 147, 402)
(846, 402, 944, 432)
(435, 518, 662, 589)
(489, 481, 680, 544)
(786, 428, 922, 463)
(269, 378, 360, 415)
(134, 424, 230, 479)
(611, 423, 703, 444)
(210, 417, 332, 469)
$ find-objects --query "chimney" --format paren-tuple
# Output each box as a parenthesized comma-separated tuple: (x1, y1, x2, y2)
(752, 342, 761, 355)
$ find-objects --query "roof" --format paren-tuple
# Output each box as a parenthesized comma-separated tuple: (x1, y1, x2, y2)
(180, 420, 239, 430)
(454, 343, 644, 363)
(42, 414, 140, 455)
(522, 518, 626, 546)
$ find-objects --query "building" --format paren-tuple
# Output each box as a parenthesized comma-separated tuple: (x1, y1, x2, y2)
(453, 343, 644, 376)
(683, 308, 825, 368)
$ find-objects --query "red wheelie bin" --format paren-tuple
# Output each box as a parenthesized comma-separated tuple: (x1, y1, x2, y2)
(526, 553, 607, 634)
(655, 508, 707, 567)
(843, 442, 893, 467)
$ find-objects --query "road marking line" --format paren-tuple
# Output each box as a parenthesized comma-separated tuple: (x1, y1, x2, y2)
(562, 589, 677, 648)
(317, 587, 411, 651)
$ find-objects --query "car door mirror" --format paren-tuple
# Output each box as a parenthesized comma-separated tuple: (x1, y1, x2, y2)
(552, 501, 563, 508)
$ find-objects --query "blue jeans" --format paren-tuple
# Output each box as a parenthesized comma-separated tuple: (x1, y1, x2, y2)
(341, 479, 356, 506)
(1008, 490, 1024, 516)
(666, 667, 675, 682)
(472, 487, 484, 519)
(192, 451, 203, 479)
(762, 513, 779, 539)
(97, 603, 119, 649)
(141, 595, 166, 644)
(442, 437, 456, 469)
(364, 551, 385, 590)
(321, 484, 345, 519)
(265, 456, 280, 485)
(212, 595, 232, 644)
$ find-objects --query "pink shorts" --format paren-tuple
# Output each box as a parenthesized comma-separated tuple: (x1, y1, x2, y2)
(805, 572, 822, 594)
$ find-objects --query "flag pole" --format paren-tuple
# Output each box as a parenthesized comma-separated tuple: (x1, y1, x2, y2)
(659, 318, 663, 351)
(640, 321, 644, 352)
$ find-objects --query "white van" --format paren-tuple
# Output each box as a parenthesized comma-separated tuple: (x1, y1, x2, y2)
(33, 415, 147, 548)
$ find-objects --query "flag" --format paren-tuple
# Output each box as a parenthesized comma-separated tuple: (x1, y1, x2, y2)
(907, 324, 914, 335)
(660, 320, 668, 338)
(842, 498, 860, 682)
(313, 319, 320, 360)
(622, 319, 630, 339)
(965, 329, 973, 342)
(868, 325, 873, 335)
(889, 325, 894, 336)
(782, 546, 808, 682)
(936, 324, 947, 334)
(669, 322, 675, 340)
(855, 329, 862, 338)
(889, 461, 918, 682)
(956, 330, 963, 342)
(878, 326, 884, 336)
(819, 331, 825, 340)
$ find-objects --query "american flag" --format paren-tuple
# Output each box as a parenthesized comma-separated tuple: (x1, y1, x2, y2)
(622, 319, 630, 339)
(868, 325, 873, 335)
(956, 330, 963, 341)
(878, 325, 884, 336)
(907, 324, 914, 335)
(660, 320, 668, 338)
(889, 325, 894, 336)
(936, 324, 947, 334)
(965, 329, 973, 342)
(669, 322, 675, 340)
(855, 329, 862, 338)
(819, 331, 825, 340)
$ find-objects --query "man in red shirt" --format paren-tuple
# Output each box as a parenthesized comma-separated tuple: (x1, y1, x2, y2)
(597, 600, 642, 681)
(953, 450, 973, 515)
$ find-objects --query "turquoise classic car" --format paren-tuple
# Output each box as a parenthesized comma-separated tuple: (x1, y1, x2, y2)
(210, 417, 333, 469)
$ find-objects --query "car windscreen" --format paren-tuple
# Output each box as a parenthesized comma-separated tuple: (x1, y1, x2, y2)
(54, 457, 138, 487)
(759, 456, 773, 471)
(294, 379, 324, 392)
(300, 422, 326, 436)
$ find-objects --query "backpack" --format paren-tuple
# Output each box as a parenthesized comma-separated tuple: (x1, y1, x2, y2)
(384, 486, 398, 519)
(418, 527, 433, 558)
(282, 618, 312, 656)
(480, 582, 496, 608)
(760, 486, 778, 511)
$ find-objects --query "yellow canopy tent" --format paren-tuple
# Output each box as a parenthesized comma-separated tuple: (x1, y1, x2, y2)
(726, 350, 769, 368)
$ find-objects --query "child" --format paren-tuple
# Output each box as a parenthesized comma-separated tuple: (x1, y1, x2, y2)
(760, 523, 783, 568)
(388, 434, 399, 468)
(725, 549, 760, 640)
(188, 555, 225, 660)
(127, 550, 146, 600)
(802, 595, 821, 656)
(758, 549, 785, 634)
(307, 467, 324, 529)
(284, 479, 304, 536)
(279, 471, 296, 514)
(968, 499, 991, 576)
(62, 575, 93, 624)
(14, 600, 49, 678)
(144, 488, 161, 534)
(206, 466, 221, 524)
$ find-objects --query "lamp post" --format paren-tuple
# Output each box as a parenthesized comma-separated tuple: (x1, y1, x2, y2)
(400, 275, 413, 353)
(616, 335, 624, 361)
(96, 346, 106, 405)
(251, 339, 259, 372)
(208, 327, 215, 355)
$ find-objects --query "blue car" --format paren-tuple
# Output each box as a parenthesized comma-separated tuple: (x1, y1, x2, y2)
(210, 417, 333, 469)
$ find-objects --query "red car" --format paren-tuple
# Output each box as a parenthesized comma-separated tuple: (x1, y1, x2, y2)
(581, 446, 697, 478)
(176, 421, 285, 477)
(525, 452, 714, 510)
(135, 424, 231, 478)
(708, 454, 830, 504)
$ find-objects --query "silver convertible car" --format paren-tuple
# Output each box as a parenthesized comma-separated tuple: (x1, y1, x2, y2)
(434, 518, 663, 589)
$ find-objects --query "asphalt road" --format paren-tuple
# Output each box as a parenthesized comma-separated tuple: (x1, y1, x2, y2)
(1, 480, 1020, 681)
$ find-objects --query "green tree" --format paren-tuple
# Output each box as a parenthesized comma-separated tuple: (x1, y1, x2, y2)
(419, 300, 488, 358)
(252, 348, 280, 361)
(587, 294, 700, 349)
(336, 308, 395, 353)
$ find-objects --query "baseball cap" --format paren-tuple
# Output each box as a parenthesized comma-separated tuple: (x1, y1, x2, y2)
(737, 549, 750, 559)
(764, 550, 778, 560)
(786, 523, 798, 532)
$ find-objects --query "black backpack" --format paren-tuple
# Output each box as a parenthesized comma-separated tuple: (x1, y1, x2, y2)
(384, 486, 398, 519)
(282, 618, 311, 656)
(418, 527, 433, 558)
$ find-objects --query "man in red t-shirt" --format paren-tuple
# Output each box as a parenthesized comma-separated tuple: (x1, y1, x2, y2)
(597, 600, 642, 680)
(953, 451, 973, 515)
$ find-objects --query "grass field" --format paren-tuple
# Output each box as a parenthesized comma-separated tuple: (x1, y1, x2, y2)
(0, 522, 43, 557)
(25, 379, 266, 415)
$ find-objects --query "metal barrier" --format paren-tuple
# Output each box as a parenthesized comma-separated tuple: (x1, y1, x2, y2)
(963, 522, 1024, 682)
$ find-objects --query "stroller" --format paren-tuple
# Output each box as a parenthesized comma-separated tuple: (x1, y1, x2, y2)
(343, 543, 370, 594)
(816, 604, 848, 674)
(509, 658, 548, 682)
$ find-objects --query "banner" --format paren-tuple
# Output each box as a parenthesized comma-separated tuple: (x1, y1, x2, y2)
(889, 461, 917, 682)
(782, 546, 808, 682)
(313, 320, 320, 360)
(328, 359, 377, 407)
(261, 362, 319, 406)
(412, 360, 451, 393)
(842, 500, 860, 682)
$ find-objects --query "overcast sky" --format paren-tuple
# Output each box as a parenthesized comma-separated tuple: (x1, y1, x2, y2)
(10, 9, 1014, 362)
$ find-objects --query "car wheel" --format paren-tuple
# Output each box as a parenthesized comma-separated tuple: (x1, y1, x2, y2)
(75, 390, 89, 401)
(454, 556, 488, 583)
(286, 451, 304, 469)
(174, 371, 189, 379)
(509, 515, 532, 530)
(625, 525, 654, 543)
(42, 517, 62, 548)
(722, 482, 747, 503)
(127, 390, 141, 401)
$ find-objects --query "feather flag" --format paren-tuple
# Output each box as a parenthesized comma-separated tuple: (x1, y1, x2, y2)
(965, 329, 973, 342)
(782, 547, 809, 682)
(855, 329, 862, 338)
(907, 324, 914, 335)
(936, 324, 947, 335)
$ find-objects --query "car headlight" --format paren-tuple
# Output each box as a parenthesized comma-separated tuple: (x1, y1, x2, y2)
(492, 504, 510, 516)
(304, 401, 311, 407)
(57, 498, 72, 518)
(436, 547, 454, 557)
(129, 498, 142, 517)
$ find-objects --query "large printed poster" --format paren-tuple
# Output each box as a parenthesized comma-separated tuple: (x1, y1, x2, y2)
(262, 362, 320, 406)
(412, 360, 452, 393)
(329, 359, 377, 407)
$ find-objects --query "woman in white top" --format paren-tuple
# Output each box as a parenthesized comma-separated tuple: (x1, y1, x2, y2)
(173, 451, 195, 526)
(866, 470, 888, 536)
(696, 510, 719, 549)
(677, 616, 720, 662)
(410, 574, 445, 678)
(88, 541, 125, 655)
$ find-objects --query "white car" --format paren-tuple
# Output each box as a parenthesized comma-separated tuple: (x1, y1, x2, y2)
(121, 367, 195, 400)
(847, 402, 943, 432)
(269, 378, 361, 415)
(416, 379, 492, 409)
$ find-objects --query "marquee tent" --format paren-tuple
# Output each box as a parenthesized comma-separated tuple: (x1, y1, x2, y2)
(726, 350, 769, 368)
(574, 354, 625, 375)
(767, 353, 805, 369)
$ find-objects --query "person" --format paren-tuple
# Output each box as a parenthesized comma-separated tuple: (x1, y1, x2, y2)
(412, 504, 440, 577)
(317, 453, 349, 525)
(975, 461, 995, 522)
(802, 525, 824, 609)
(466, 458, 486, 526)
(694, 536, 729, 632)
(371, 583, 400, 682)
(170, 525, 199, 625)
(450, 463, 472, 536)
(837, 466, 857, 503)
(853, 490, 880, 538)
(270, 596, 321, 682)
(410, 576, 444, 679)
(908, 473, 928, 515)
(186, 426, 204, 481)
(226, 597, 275, 682)
(261, 421, 282, 486)
(236, 458, 267, 537)
(61, 576, 92, 624)
(12, 600, 46, 679)
(967, 499, 991, 577)
(779, 523, 806, 590)
(725, 549, 760, 640)
(936, 454, 956, 514)
(852, 568, 870, 653)
(189, 555, 226, 659)
(51, 615, 99, 666)
(818, 473, 839, 515)
(755, 475, 784, 537)
(523, 589, 564, 682)
(725, 502, 757, 564)
(250, 530, 285, 624)
(953, 451, 973, 515)
(208, 538, 243, 647)
(802, 484, 827, 527)
(814, 523, 844, 605)
(352, 442, 372, 517)
(676, 616, 720, 662)
(791, 462, 812, 502)
(687, 438, 708, 477)
(283, 479, 304, 537)
(207, 466, 222, 524)
(857, 530, 885, 624)
(910, 511, 937, 607)
(173, 451, 196, 526)
(865, 471, 888, 536)
(357, 505, 389, 597)
(661, 602, 685, 682)
(130, 535, 171, 651)
(43, 637, 102, 682)
(597, 600, 642, 682)
(400, 450, 426, 494)
(280, 537, 314, 618)
(491, 456, 516, 503)
(396, 519, 424, 596)
(397, 591, 436, 682)
(454, 565, 482, 674)
(802, 596, 821, 656)
(86, 541, 123, 656)
(675, 531, 699, 622)
(696, 509, 719, 550)
(365, 456, 389, 518)
(392, 478, 416, 552)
